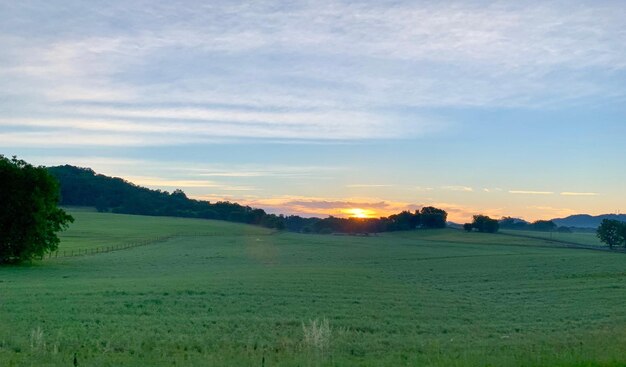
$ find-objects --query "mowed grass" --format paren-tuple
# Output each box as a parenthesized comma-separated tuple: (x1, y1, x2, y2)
(57, 210, 271, 252)
(500, 229, 605, 247)
(1, 212, 626, 366)
(501, 230, 607, 247)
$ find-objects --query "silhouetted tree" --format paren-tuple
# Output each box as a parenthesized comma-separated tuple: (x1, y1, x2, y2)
(471, 215, 499, 233)
(387, 211, 418, 231)
(0, 156, 74, 264)
(420, 207, 447, 229)
(171, 189, 187, 199)
(499, 217, 529, 230)
(463, 223, 473, 232)
(597, 219, 626, 249)
(529, 220, 556, 232)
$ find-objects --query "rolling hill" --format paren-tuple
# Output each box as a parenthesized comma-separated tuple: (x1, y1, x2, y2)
(552, 214, 626, 229)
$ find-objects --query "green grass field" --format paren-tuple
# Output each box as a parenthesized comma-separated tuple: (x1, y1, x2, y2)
(500, 229, 604, 247)
(1, 211, 626, 366)
(57, 208, 271, 252)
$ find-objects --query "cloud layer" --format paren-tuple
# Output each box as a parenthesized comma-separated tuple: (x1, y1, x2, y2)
(1, 1, 625, 145)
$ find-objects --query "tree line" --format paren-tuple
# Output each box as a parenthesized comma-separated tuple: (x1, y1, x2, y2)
(463, 216, 576, 234)
(284, 206, 448, 234)
(498, 217, 572, 232)
(49, 165, 449, 235)
(49, 165, 286, 229)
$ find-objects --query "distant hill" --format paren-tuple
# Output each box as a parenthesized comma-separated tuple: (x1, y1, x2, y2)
(552, 214, 626, 229)
(47, 165, 285, 229)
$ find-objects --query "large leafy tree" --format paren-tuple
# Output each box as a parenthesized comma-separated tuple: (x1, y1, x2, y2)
(470, 215, 500, 233)
(0, 156, 74, 264)
(420, 206, 448, 229)
(597, 219, 626, 249)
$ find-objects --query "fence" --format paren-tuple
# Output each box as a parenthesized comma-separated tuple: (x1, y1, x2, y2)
(43, 230, 280, 260)
(45, 235, 176, 259)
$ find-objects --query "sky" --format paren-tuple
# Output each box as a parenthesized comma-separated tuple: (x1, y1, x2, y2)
(1, 1, 625, 223)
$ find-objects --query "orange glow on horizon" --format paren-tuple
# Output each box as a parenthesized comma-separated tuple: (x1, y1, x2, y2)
(342, 208, 376, 219)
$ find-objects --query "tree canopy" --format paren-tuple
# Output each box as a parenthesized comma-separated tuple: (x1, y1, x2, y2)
(499, 217, 562, 232)
(0, 156, 74, 264)
(465, 215, 500, 233)
(48, 165, 285, 230)
(420, 206, 448, 229)
(596, 219, 626, 249)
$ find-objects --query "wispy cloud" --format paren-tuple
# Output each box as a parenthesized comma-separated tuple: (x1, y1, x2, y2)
(124, 176, 219, 188)
(231, 195, 419, 218)
(560, 192, 599, 196)
(346, 184, 394, 188)
(2, 1, 625, 146)
(526, 206, 577, 218)
(0, 114, 429, 143)
(199, 194, 502, 223)
(509, 190, 554, 195)
(0, 131, 170, 147)
(442, 185, 474, 192)
(125, 176, 259, 191)
(415, 187, 435, 192)
(24, 155, 337, 182)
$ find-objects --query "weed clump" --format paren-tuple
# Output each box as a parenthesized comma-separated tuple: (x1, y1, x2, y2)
(302, 318, 331, 355)
(30, 327, 45, 352)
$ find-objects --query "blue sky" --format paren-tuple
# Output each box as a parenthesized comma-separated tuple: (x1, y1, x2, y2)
(1, 1, 625, 222)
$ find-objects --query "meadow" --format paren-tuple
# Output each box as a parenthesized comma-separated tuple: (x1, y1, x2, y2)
(1, 211, 626, 366)
(500, 229, 604, 247)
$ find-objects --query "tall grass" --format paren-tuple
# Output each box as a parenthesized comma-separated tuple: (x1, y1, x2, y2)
(302, 318, 331, 355)
(30, 327, 45, 352)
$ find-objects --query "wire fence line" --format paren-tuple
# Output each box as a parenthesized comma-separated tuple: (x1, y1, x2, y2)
(48, 233, 206, 259)
(497, 231, 626, 253)
(45, 235, 176, 259)
(45, 230, 281, 260)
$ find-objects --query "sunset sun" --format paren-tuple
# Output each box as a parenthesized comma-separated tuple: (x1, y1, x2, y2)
(343, 208, 375, 219)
